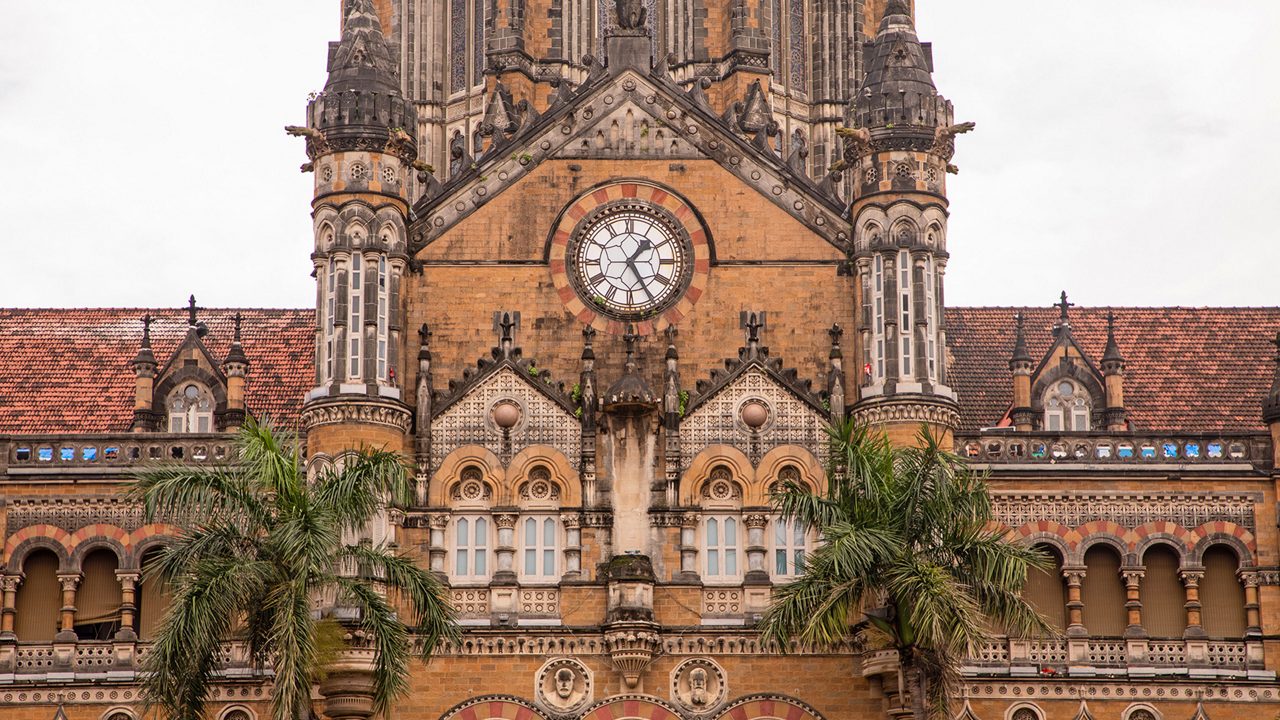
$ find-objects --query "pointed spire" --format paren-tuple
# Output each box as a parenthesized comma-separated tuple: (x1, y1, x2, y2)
(324, 0, 400, 96)
(879, 0, 914, 32)
(827, 324, 846, 422)
(1010, 312, 1032, 365)
(855, 0, 947, 133)
(663, 325, 681, 428)
(479, 82, 518, 140)
(1264, 330, 1280, 424)
(223, 312, 248, 368)
(132, 314, 157, 370)
(1102, 311, 1124, 365)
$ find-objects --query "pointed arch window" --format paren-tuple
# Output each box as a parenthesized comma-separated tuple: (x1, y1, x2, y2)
(168, 383, 214, 433)
(1044, 380, 1091, 432)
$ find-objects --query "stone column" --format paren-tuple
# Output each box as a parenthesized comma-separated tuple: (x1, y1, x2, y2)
(55, 573, 81, 642)
(1062, 566, 1088, 666)
(1122, 568, 1146, 637)
(490, 513, 519, 625)
(427, 514, 449, 577)
(678, 514, 700, 581)
(115, 571, 140, 641)
(1240, 570, 1264, 669)
(561, 514, 582, 580)
(0, 575, 19, 639)
(1180, 568, 1208, 667)
(743, 513, 771, 618)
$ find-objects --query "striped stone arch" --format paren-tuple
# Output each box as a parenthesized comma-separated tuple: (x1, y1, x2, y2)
(1131, 521, 1197, 558)
(1187, 521, 1256, 564)
(437, 696, 546, 720)
(67, 523, 131, 565)
(580, 695, 683, 720)
(4, 524, 72, 568)
(716, 694, 828, 720)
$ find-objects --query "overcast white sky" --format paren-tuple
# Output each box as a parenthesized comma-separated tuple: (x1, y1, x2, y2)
(1, 1, 1277, 309)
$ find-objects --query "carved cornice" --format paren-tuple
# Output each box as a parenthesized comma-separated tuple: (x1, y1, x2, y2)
(852, 396, 961, 430)
(301, 398, 413, 433)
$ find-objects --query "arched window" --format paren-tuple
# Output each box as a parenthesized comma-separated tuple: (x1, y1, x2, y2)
(520, 516, 559, 581)
(138, 547, 172, 640)
(866, 247, 943, 386)
(1081, 545, 1126, 636)
(1022, 544, 1067, 631)
(1201, 546, 1246, 637)
(14, 549, 60, 641)
(1044, 379, 1091, 432)
(453, 516, 490, 582)
(168, 383, 214, 433)
(1140, 545, 1186, 638)
(75, 549, 122, 640)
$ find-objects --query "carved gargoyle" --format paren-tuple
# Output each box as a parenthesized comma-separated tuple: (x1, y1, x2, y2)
(384, 126, 416, 158)
(837, 126, 872, 164)
(931, 121, 975, 173)
(284, 124, 330, 159)
(615, 0, 647, 29)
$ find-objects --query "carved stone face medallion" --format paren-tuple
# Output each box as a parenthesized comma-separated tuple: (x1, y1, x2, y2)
(670, 657, 727, 714)
(535, 657, 592, 715)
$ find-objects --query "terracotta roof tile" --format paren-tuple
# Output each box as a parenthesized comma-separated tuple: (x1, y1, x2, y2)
(946, 307, 1280, 433)
(3, 306, 1277, 436)
(0, 308, 314, 434)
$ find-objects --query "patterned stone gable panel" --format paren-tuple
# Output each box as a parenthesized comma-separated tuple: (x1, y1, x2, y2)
(680, 368, 827, 468)
(993, 492, 1260, 536)
(431, 367, 581, 471)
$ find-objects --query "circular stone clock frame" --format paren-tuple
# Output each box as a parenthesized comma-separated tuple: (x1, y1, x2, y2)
(549, 181, 710, 335)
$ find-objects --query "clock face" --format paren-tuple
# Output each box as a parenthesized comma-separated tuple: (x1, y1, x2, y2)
(572, 206, 690, 319)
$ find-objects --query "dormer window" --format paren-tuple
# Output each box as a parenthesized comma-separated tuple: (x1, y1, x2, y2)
(168, 383, 214, 433)
(1044, 380, 1090, 432)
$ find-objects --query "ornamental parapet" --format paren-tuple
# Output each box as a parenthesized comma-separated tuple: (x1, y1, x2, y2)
(1, 433, 232, 479)
(958, 431, 1272, 470)
(963, 636, 1271, 681)
(0, 639, 264, 683)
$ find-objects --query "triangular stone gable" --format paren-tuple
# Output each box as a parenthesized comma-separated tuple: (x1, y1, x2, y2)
(410, 68, 851, 254)
(156, 327, 227, 386)
(680, 355, 829, 468)
(430, 363, 581, 471)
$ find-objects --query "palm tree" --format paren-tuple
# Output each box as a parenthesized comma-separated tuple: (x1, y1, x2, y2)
(128, 418, 458, 720)
(759, 420, 1053, 720)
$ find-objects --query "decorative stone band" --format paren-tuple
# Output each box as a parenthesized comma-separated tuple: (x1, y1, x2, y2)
(301, 398, 413, 434)
(964, 680, 1279, 704)
(416, 632, 855, 657)
(852, 396, 961, 430)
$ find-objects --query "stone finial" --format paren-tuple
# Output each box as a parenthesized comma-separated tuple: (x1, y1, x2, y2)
(1102, 311, 1124, 367)
(494, 311, 518, 357)
(223, 312, 249, 370)
(418, 322, 432, 359)
(1052, 291, 1075, 338)
(132, 314, 157, 371)
(741, 311, 765, 357)
(604, 324, 657, 410)
(828, 323, 843, 359)
(582, 324, 596, 361)
(186, 295, 199, 327)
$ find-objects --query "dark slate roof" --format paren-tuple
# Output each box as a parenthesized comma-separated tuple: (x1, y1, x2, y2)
(2, 306, 1277, 436)
(946, 307, 1280, 433)
(0, 308, 314, 434)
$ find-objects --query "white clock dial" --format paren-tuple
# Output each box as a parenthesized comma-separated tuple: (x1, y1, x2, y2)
(573, 208, 688, 318)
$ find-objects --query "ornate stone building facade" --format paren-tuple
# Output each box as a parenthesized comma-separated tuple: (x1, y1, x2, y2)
(2, 2, 1280, 720)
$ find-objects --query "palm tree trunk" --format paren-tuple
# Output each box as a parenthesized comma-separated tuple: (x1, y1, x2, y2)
(901, 649, 927, 720)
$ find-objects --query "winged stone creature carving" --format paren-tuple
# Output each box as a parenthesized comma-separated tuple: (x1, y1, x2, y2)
(615, 0, 646, 29)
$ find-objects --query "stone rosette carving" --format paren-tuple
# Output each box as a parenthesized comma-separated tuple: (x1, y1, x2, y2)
(670, 657, 727, 715)
(534, 657, 593, 717)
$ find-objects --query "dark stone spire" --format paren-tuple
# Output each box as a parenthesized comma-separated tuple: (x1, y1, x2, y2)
(132, 314, 156, 370)
(1052, 291, 1075, 339)
(1010, 312, 1032, 366)
(324, 0, 401, 97)
(223, 312, 248, 368)
(1264, 331, 1280, 424)
(1101, 311, 1124, 366)
(854, 0, 951, 134)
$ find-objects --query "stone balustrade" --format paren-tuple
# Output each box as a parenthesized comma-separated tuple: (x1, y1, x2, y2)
(0, 639, 261, 683)
(963, 636, 1270, 680)
(957, 431, 1272, 469)
(0, 433, 234, 477)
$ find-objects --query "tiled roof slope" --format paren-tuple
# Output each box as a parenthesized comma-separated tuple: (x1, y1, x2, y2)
(3, 306, 1277, 435)
(946, 307, 1280, 433)
(0, 308, 314, 434)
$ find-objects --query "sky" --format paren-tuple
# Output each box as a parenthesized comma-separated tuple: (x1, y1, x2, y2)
(0, 1, 1277, 310)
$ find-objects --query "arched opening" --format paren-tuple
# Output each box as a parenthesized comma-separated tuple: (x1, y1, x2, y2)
(75, 548, 122, 640)
(167, 382, 215, 433)
(14, 549, 61, 641)
(1081, 545, 1126, 636)
(1200, 546, 1246, 638)
(1140, 545, 1186, 638)
(1021, 544, 1067, 631)
(137, 548, 172, 640)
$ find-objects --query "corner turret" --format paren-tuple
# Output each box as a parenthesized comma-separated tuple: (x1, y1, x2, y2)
(847, 0, 965, 446)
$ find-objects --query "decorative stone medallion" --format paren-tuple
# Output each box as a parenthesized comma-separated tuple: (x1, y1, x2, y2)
(670, 657, 727, 715)
(535, 657, 593, 717)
